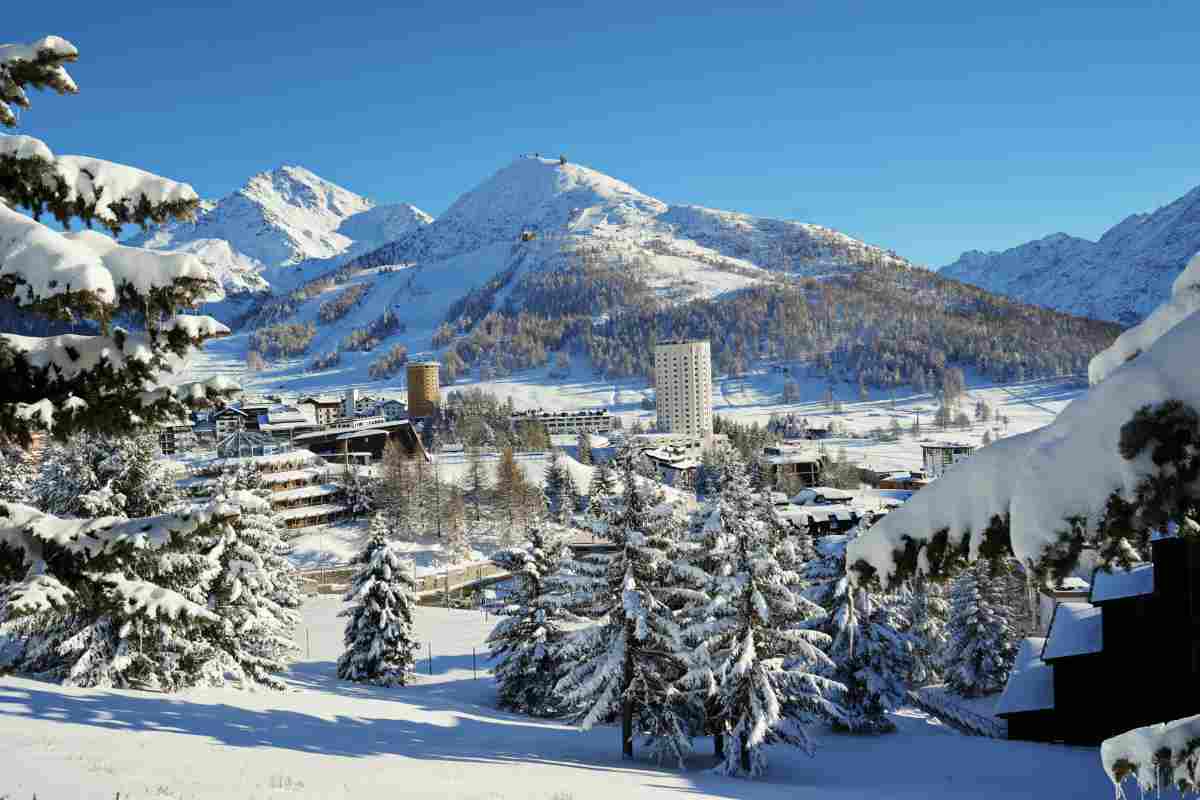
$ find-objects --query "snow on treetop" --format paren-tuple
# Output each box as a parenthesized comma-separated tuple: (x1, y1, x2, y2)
(66, 229, 218, 299)
(848, 276, 1200, 584)
(1102, 714, 1200, 794)
(0, 501, 219, 557)
(54, 155, 198, 225)
(1089, 251, 1200, 385)
(0, 132, 53, 160)
(0, 35, 78, 66)
(0, 203, 115, 302)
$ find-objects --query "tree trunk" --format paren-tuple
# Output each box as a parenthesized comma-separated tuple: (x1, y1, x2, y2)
(622, 698, 634, 759)
(713, 731, 724, 759)
(740, 738, 751, 774)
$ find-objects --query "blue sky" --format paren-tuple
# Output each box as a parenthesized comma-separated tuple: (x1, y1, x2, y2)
(10, 1, 1200, 267)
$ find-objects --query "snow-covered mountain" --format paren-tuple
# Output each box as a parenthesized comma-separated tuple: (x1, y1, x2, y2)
(351, 156, 913, 289)
(126, 165, 431, 295)
(941, 185, 1200, 324)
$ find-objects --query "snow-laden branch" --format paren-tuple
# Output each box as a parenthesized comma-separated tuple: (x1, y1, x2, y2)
(0, 36, 78, 127)
(1102, 715, 1200, 797)
(849, 255, 1200, 585)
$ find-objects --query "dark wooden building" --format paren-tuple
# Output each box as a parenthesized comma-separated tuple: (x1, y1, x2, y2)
(292, 418, 427, 463)
(997, 536, 1199, 744)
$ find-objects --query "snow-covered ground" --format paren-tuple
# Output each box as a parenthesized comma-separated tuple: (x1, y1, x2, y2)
(0, 596, 1114, 799)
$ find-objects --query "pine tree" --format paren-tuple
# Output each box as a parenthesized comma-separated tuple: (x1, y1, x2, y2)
(487, 523, 573, 715)
(337, 464, 376, 518)
(577, 432, 593, 465)
(204, 486, 302, 689)
(682, 461, 844, 777)
(0, 446, 35, 503)
(34, 432, 182, 518)
(463, 446, 491, 525)
(904, 575, 949, 687)
(543, 449, 569, 521)
(337, 517, 419, 686)
(805, 531, 912, 733)
(442, 487, 471, 564)
(943, 558, 1021, 697)
(375, 439, 416, 540)
(495, 446, 535, 544)
(554, 467, 692, 764)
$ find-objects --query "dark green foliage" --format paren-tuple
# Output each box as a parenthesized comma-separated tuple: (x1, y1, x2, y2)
(248, 321, 316, 359)
(317, 282, 371, 323)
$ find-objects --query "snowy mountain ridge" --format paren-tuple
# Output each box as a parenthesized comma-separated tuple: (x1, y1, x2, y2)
(126, 165, 431, 295)
(941, 185, 1200, 324)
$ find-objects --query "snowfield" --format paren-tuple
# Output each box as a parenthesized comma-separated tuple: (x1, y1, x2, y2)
(0, 597, 1113, 799)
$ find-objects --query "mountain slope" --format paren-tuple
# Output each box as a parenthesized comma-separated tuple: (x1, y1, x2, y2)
(941, 185, 1200, 324)
(126, 165, 431, 295)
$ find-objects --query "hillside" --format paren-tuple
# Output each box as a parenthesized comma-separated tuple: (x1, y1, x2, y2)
(186, 156, 1118, 399)
(125, 165, 432, 296)
(941, 185, 1200, 324)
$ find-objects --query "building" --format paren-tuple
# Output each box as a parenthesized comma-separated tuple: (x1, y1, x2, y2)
(877, 471, 933, 491)
(293, 417, 428, 463)
(298, 396, 343, 427)
(216, 430, 281, 459)
(996, 535, 1199, 744)
(212, 406, 249, 439)
(156, 420, 195, 456)
(239, 396, 277, 431)
(790, 486, 854, 506)
(257, 405, 320, 440)
(510, 408, 612, 435)
(921, 441, 975, 478)
(654, 340, 713, 440)
(378, 399, 408, 421)
(758, 442, 824, 488)
(406, 361, 441, 418)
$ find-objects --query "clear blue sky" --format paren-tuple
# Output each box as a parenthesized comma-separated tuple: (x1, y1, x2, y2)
(10, 1, 1200, 267)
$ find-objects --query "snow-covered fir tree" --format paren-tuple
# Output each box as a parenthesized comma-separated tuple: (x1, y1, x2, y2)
(681, 460, 844, 777)
(33, 431, 182, 518)
(805, 527, 912, 733)
(337, 464, 376, 519)
(0, 446, 35, 504)
(554, 467, 692, 764)
(486, 522, 573, 715)
(943, 558, 1021, 697)
(904, 575, 949, 687)
(543, 450, 571, 522)
(587, 461, 617, 520)
(577, 432, 593, 465)
(337, 516, 419, 686)
(204, 487, 302, 689)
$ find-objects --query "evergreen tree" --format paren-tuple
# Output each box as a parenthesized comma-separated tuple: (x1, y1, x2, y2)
(587, 461, 617, 523)
(487, 523, 573, 715)
(0, 446, 35, 504)
(33, 432, 182, 518)
(205, 486, 302, 689)
(577, 432, 593, 465)
(543, 449, 569, 521)
(943, 558, 1021, 697)
(375, 440, 416, 540)
(554, 468, 691, 764)
(337, 517, 419, 686)
(463, 446, 492, 525)
(495, 446, 536, 543)
(682, 461, 844, 777)
(904, 575, 949, 687)
(337, 464, 376, 519)
(442, 486, 471, 564)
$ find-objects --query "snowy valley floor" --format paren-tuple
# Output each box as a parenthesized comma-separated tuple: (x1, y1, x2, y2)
(0, 598, 1116, 800)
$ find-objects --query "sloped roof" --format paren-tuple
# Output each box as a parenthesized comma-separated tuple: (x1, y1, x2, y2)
(1090, 563, 1154, 604)
(1041, 602, 1103, 661)
(995, 638, 1054, 716)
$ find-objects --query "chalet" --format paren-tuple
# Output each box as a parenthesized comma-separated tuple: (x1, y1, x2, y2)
(921, 441, 975, 478)
(758, 442, 823, 488)
(775, 504, 874, 536)
(298, 396, 343, 427)
(213, 406, 249, 439)
(378, 399, 408, 421)
(997, 535, 1199, 744)
(641, 448, 700, 490)
(790, 486, 854, 506)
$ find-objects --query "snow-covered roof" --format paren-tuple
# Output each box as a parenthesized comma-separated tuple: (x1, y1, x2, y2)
(1090, 563, 1154, 604)
(277, 503, 348, 521)
(1041, 602, 1103, 661)
(995, 638, 1054, 716)
(334, 428, 389, 441)
(791, 487, 854, 504)
(271, 484, 342, 503)
(258, 468, 326, 486)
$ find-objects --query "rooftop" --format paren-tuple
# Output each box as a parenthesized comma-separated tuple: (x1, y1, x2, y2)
(1041, 602, 1103, 661)
(995, 638, 1054, 715)
(1090, 563, 1154, 604)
